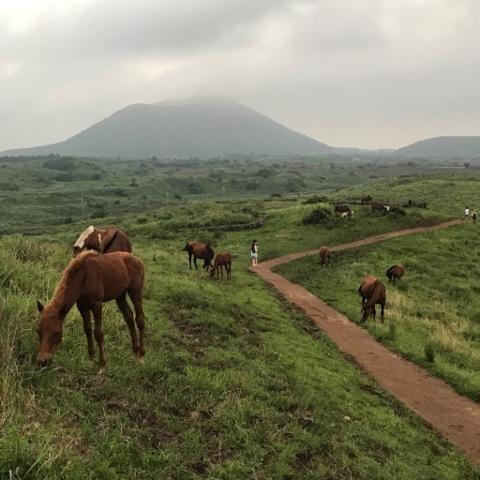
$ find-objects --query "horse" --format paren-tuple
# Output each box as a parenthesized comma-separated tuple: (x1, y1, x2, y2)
(210, 252, 233, 280)
(73, 225, 132, 256)
(183, 241, 215, 270)
(372, 203, 389, 214)
(361, 195, 372, 204)
(358, 276, 386, 323)
(386, 264, 405, 283)
(319, 246, 331, 266)
(36, 251, 145, 367)
(335, 204, 352, 216)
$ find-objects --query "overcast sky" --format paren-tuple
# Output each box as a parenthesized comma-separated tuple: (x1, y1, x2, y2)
(1, 0, 479, 150)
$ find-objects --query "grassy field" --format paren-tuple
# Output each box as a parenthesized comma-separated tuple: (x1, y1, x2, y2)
(277, 221, 480, 403)
(2, 174, 480, 478)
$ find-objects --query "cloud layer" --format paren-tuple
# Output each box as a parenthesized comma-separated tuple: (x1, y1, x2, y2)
(1, 0, 479, 150)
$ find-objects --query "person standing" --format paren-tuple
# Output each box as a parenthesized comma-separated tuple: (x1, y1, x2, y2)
(250, 240, 258, 267)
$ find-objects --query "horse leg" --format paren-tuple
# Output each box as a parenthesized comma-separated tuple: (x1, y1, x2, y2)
(188, 252, 192, 270)
(128, 288, 146, 358)
(220, 264, 224, 280)
(77, 300, 95, 359)
(193, 256, 198, 270)
(381, 303, 385, 323)
(116, 293, 139, 356)
(92, 303, 106, 367)
(372, 305, 376, 321)
(227, 262, 231, 279)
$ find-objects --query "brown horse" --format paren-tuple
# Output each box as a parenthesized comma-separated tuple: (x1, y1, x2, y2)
(210, 252, 232, 279)
(183, 241, 215, 270)
(36, 251, 145, 367)
(319, 246, 331, 266)
(386, 264, 405, 283)
(73, 226, 132, 256)
(361, 195, 372, 204)
(358, 276, 386, 323)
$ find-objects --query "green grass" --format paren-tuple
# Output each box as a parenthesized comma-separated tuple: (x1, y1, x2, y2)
(2, 175, 480, 478)
(1, 234, 478, 479)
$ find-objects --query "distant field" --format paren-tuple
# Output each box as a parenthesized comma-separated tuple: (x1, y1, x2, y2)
(2, 174, 480, 478)
(1, 154, 477, 234)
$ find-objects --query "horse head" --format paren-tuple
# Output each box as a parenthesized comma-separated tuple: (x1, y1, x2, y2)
(36, 300, 68, 366)
(73, 225, 101, 256)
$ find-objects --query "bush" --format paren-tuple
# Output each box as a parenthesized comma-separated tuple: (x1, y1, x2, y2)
(303, 207, 332, 225)
(302, 195, 329, 205)
(425, 342, 435, 363)
(390, 206, 407, 216)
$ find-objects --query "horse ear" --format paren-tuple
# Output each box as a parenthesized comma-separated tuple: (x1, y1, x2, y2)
(37, 300, 44, 313)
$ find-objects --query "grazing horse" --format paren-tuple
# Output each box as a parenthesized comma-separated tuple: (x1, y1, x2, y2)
(210, 252, 233, 279)
(319, 246, 331, 266)
(371, 203, 389, 214)
(358, 276, 386, 323)
(386, 264, 405, 283)
(73, 225, 132, 256)
(183, 241, 215, 270)
(335, 204, 352, 216)
(36, 251, 145, 367)
(361, 195, 372, 204)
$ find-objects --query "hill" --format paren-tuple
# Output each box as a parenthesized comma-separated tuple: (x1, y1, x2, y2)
(398, 136, 480, 159)
(2, 97, 332, 159)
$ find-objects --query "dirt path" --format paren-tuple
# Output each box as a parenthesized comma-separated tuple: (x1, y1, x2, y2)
(251, 219, 480, 464)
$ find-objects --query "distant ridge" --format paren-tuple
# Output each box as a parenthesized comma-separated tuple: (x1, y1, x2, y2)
(398, 136, 480, 159)
(2, 97, 332, 159)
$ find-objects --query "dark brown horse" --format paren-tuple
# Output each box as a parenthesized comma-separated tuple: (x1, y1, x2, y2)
(183, 241, 215, 270)
(386, 264, 405, 283)
(36, 251, 145, 367)
(358, 276, 386, 323)
(334, 204, 352, 216)
(319, 246, 331, 266)
(73, 226, 132, 256)
(361, 195, 372, 204)
(210, 252, 232, 279)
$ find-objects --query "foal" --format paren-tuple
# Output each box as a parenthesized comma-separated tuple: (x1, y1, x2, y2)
(36, 251, 145, 367)
(210, 253, 233, 280)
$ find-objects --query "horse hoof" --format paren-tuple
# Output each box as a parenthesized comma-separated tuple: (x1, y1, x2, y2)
(137, 357, 145, 364)
(98, 367, 105, 375)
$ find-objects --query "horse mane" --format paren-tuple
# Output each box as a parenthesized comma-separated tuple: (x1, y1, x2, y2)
(49, 251, 97, 308)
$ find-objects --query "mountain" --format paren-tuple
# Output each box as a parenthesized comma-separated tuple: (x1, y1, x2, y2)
(398, 136, 480, 159)
(2, 97, 331, 159)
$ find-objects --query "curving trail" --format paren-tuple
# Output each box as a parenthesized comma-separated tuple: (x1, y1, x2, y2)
(251, 219, 480, 465)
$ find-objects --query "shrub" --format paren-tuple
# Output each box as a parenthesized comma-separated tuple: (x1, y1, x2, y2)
(302, 195, 329, 205)
(425, 342, 435, 363)
(302, 207, 332, 225)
